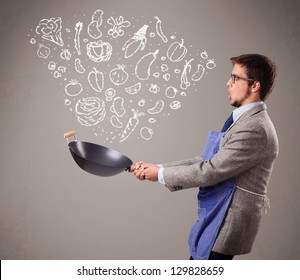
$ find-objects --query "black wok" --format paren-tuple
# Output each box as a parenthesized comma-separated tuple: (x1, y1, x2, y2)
(64, 131, 133, 177)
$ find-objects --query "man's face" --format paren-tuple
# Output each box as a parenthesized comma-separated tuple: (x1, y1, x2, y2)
(227, 64, 253, 108)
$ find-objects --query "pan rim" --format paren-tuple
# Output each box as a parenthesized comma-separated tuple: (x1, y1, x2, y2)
(68, 140, 133, 168)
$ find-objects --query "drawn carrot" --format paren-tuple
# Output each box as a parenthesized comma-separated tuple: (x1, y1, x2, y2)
(119, 109, 145, 142)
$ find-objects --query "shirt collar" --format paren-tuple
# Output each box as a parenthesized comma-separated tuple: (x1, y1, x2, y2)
(232, 101, 264, 122)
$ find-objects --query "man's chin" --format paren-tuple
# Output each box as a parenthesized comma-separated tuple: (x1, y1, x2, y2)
(230, 101, 239, 108)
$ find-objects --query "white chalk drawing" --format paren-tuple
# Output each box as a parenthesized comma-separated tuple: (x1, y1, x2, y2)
(206, 59, 216, 70)
(191, 64, 205, 81)
(200, 50, 208, 59)
(110, 115, 123, 128)
(161, 64, 168, 72)
(140, 127, 154, 140)
(48, 61, 56, 70)
(149, 84, 160, 94)
(149, 118, 156, 123)
(167, 39, 187, 62)
(180, 59, 194, 90)
(74, 21, 83, 55)
(87, 10, 103, 39)
(75, 97, 106, 126)
(105, 88, 116, 102)
(165, 86, 178, 99)
(88, 67, 104, 93)
(35, 17, 64, 46)
(86, 40, 112, 62)
(170, 100, 181, 110)
(107, 16, 130, 38)
(154, 16, 168, 43)
(64, 98, 71, 106)
(57, 66, 66, 73)
(110, 97, 126, 117)
(109, 65, 129, 86)
(54, 71, 61, 78)
(153, 72, 160, 78)
(74, 58, 85, 74)
(125, 82, 141, 94)
(37, 44, 50, 58)
(120, 109, 145, 143)
(122, 25, 148, 58)
(163, 73, 170, 81)
(30, 10, 217, 143)
(148, 100, 164, 114)
(60, 49, 71, 60)
(138, 99, 146, 107)
(135, 50, 159, 80)
(65, 80, 83, 96)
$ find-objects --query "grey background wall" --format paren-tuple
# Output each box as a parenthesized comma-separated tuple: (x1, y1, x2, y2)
(0, 0, 299, 260)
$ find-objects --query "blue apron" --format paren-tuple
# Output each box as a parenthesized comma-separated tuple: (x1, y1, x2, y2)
(188, 130, 236, 260)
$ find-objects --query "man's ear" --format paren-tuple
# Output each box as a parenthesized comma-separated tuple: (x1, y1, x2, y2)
(252, 81, 261, 93)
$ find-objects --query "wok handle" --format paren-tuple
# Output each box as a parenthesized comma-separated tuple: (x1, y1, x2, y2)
(64, 131, 76, 138)
(125, 166, 132, 172)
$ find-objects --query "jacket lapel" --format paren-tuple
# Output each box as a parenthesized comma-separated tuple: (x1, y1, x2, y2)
(226, 104, 267, 133)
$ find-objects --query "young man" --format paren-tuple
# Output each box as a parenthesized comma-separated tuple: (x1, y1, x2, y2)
(131, 54, 279, 260)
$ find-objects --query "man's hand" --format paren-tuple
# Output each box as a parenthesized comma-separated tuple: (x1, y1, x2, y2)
(130, 161, 159, 182)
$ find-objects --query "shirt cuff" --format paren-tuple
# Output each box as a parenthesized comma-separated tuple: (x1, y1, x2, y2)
(158, 167, 166, 185)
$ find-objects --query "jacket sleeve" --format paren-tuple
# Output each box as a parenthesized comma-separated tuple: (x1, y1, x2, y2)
(163, 123, 268, 191)
(160, 155, 201, 168)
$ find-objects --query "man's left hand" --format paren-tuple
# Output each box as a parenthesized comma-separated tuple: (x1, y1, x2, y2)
(133, 162, 159, 182)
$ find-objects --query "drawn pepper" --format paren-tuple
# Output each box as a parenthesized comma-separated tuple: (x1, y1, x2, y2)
(167, 39, 187, 62)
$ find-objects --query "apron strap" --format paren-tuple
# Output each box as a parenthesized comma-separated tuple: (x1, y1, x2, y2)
(236, 186, 270, 214)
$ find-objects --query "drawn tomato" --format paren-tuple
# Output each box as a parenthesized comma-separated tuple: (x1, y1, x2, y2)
(65, 80, 83, 96)
(109, 65, 129, 86)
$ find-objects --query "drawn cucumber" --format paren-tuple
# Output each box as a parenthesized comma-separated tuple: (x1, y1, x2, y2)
(147, 100, 164, 114)
(191, 64, 205, 81)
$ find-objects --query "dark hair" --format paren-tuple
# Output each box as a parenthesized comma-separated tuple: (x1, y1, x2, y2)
(230, 54, 277, 101)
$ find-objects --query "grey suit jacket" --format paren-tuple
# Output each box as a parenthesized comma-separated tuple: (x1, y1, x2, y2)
(162, 104, 279, 255)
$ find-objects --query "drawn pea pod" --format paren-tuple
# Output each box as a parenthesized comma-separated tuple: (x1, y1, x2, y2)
(110, 97, 126, 117)
(110, 115, 123, 128)
(74, 58, 86, 74)
(147, 100, 164, 114)
(135, 49, 159, 80)
(191, 64, 205, 81)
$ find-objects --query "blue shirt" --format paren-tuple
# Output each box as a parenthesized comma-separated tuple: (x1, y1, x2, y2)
(158, 102, 264, 184)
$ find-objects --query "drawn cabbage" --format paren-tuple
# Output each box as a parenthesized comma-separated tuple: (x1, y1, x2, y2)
(75, 97, 106, 126)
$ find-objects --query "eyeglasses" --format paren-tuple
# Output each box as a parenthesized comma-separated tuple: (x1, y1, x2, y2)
(230, 74, 255, 84)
